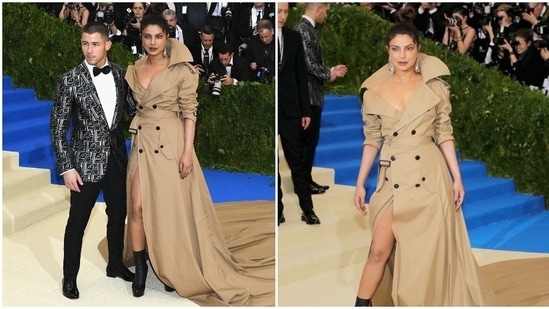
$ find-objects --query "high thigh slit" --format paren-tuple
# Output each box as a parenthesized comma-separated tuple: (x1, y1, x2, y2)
(98, 39, 275, 306)
(359, 53, 549, 306)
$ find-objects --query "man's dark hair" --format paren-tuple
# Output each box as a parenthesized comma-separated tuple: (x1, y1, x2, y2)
(140, 13, 170, 34)
(217, 42, 233, 55)
(201, 24, 215, 36)
(82, 21, 110, 41)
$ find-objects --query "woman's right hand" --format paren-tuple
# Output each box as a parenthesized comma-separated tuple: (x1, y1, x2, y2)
(354, 186, 368, 216)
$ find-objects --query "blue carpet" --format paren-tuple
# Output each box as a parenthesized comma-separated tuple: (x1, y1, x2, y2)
(314, 94, 549, 253)
(2, 76, 274, 204)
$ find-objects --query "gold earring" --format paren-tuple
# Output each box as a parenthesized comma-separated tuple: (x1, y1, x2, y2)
(414, 58, 421, 73)
(388, 57, 394, 74)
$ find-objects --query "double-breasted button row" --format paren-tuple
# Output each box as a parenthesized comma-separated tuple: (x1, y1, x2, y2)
(137, 105, 158, 109)
(415, 177, 427, 188)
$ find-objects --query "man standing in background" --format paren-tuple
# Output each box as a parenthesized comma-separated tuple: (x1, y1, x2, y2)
(278, 2, 320, 225)
(294, 3, 347, 195)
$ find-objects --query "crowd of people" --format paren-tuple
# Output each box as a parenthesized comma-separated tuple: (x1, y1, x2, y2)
(37, 2, 277, 92)
(358, 2, 549, 93)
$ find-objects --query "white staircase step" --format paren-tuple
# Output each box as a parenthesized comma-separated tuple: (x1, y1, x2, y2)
(2, 166, 52, 200)
(2, 151, 19, 171)
(2, 151, 70, 236)
(3, 184, 69, 236)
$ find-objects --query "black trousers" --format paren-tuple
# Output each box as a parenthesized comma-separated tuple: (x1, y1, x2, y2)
(278, 116, 313, 216)
(63, 154, 127, 281)
(304, 105, 323, 183)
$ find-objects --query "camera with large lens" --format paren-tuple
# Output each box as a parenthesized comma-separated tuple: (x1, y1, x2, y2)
(534, 37, 549, 50)
(97, 8, 114, 25)
(224, 7, 233, 22)
(495, 27, 514, 45)
(124, 8, 137, 25)
(67, 2, 79, 10)
(211, 74, 223, 96)
(444, 16, 462, 27)
(256, 67, 270, 84)
(168, 26, 177, 39)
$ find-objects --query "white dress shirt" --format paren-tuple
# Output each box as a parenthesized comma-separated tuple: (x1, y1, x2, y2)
(85, 60, 117, 129)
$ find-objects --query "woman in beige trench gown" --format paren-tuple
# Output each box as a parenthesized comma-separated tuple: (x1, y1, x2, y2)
(353, 10, 549, 306)
(99, 14, 274, 306)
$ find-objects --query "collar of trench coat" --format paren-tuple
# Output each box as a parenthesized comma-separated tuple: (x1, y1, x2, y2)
(359, 53, 451, 91)
(166, 38, 194, 67)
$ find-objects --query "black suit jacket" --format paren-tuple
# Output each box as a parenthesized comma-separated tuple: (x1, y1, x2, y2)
(175, 23, 198, 50)
(294, 17, 331, 107)
(175, 2, 208, 34)
(278, 27, 310, 120)
(208, 54, 250, 82)
(50, 61, 135, 182)
(413, 3, 459, 43)
(234, 3, 275, 41)
(246, 35, 275, 82)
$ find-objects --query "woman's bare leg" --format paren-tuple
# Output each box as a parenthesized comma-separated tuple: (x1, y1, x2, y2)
(357, 204, 395, 299)
(130, 170, 146, 251)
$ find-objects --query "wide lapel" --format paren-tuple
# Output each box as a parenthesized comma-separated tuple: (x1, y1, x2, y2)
(77, 62, 110, 131)
(110, 64, 124, 130)
(279, 27, 287, 71)
(394, 54, 451, 131)
(360, 53, 450, 132)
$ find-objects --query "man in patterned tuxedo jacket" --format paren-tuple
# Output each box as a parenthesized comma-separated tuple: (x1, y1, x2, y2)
(294, 3, 347, 195)
(50, 21, 136, 300)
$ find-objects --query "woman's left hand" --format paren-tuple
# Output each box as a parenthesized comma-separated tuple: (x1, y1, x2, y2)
(453, 180, 465, 211)
(179, 152, 193, 179)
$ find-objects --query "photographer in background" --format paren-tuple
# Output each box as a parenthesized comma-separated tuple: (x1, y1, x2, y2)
(234, 3, 275, 58)
(484, 4, 518, 68)
(246, 19, 275, 84)
(96, 3, 122, 39)
(515, 3, 549, 31)
(122, 2, 147, 56)
(59, 3, 91, 28)
(207, 42, 250, 95)
(162, 8, 197, 49)
(499, 27, 545, 88)
(414, 2, 448, 43)
(442, 6, 477, 55)
(206, 2, 238, 51)
(191, 24, 218, 91)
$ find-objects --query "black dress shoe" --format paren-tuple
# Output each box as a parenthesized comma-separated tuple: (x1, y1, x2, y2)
(301, 211, 321, 225)
(312, 181, 330, 191)
(106, 265, 135, 282)
(310, 184, 326, 195)
(62, 278, 79, 299)
(278, 214, 286, 225)
(164, 284, 176, 292)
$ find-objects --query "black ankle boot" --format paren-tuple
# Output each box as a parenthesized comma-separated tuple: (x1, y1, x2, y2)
(355, 296, 372, 306)
(132, 250, 148, 297)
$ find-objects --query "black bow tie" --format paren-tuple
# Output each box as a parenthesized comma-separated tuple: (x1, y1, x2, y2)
(93, 65, 111, 77)
(227, 64, 232, 67)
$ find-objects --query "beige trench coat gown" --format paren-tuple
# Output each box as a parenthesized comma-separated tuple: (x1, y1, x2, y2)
(359, 53, 549, 306)
(100, 39, 275, 306)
